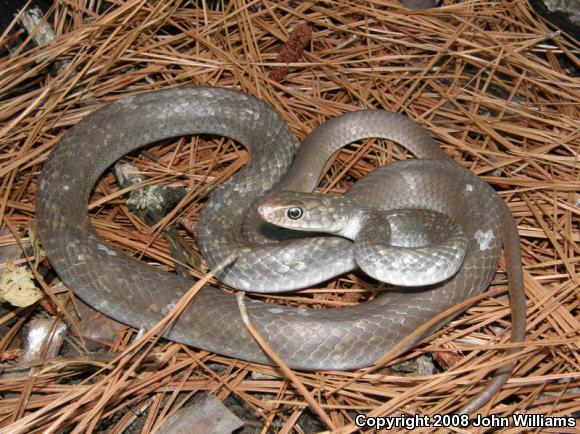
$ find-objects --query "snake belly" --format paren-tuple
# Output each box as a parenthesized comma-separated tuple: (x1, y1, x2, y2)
(36, 87, 524, 371)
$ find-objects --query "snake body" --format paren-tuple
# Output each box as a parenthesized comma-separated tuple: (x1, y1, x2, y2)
(37, 88, 525, 408)
(257, 193, 469, 287)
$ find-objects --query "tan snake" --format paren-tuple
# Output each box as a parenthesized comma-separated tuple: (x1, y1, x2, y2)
(36, 87, 526, 412)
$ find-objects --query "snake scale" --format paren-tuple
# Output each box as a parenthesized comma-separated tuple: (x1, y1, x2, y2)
(36, 87, 526, 412)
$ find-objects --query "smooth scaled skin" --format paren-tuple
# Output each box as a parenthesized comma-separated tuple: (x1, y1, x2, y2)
(36, 88, 526, 412)
(258, 190, 468, 286)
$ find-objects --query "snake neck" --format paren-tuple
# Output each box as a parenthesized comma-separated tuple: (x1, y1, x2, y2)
(337, 208, 389, 241)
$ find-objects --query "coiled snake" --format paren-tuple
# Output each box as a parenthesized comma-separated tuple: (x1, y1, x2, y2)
(36, 87, 526, 412)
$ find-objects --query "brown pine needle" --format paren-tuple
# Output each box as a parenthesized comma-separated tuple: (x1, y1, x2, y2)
(236, 293, 337, 431)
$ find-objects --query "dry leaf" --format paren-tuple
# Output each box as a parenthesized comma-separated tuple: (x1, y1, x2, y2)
(1, 263, 43, 307)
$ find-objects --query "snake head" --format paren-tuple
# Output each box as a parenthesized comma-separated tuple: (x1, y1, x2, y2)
(257, 190, 355, 235)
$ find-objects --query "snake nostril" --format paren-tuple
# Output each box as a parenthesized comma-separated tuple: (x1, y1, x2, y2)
(258, 204, 270, 219)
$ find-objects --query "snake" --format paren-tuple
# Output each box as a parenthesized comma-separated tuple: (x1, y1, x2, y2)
(36, 87, 526, 412)
(257, 195, 469, 287)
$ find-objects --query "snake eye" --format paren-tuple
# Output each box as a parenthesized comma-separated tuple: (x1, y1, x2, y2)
(287, 207, 303, 220)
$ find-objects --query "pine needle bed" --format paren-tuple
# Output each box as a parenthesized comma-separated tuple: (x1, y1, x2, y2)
(0, 1, 578, 432)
